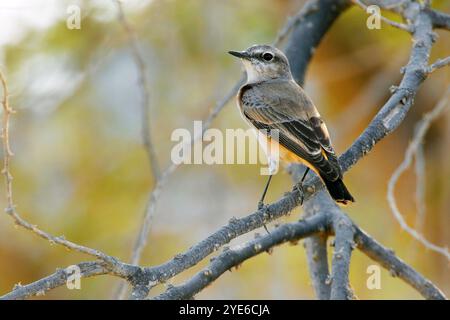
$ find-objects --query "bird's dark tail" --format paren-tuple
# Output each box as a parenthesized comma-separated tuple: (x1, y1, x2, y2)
(322, 177, 355, 205)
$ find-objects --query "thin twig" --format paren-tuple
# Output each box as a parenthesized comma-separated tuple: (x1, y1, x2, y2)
(426, 56, 450, 74)
(0, 261, 109, 300)
(352, 0, 412, 32)
(0, 70, 132, 273)
(113, 0, 164, 298)
(115, 0, 160, 179)
(387, 87, 450, 261)
(414, 142, 426, 231)
(0, 69, 15, 208)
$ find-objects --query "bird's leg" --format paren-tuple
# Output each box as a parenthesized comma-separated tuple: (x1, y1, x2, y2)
(263, 223, 270, 234)
(258, 175, 273, 234)
(293, 167, 310, 205)
(258, 174, 273, 209)
(300, 167, 310, 184)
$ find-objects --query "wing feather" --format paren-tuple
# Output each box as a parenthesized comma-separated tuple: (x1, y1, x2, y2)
(240, 80, 341, 181)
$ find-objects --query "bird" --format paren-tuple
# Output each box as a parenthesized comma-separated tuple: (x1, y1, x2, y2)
(229, 44, 354, 209)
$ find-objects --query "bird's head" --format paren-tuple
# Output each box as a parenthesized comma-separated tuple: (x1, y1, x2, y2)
(228, 45, 292, 83)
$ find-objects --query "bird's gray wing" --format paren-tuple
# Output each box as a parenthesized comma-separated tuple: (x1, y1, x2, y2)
(241, 81, 341, 180)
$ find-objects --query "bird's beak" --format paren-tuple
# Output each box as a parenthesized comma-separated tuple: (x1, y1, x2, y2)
(228, 50, 251, 60)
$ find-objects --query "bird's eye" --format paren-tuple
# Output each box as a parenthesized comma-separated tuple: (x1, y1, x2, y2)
(262, 52, 274, 61)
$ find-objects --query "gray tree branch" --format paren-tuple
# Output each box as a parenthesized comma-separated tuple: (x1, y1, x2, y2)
(152, 214, 329, 300)
(387, 87, 450, 260)
(329, 208, 355, 300)
(290, 165, 331, 300)
(425, 7, 450, 30)
(304, 233, 331, 299)
(1, 262, 109, 300)
(427, 56, 450, 74)
(354, 227, 446, 299)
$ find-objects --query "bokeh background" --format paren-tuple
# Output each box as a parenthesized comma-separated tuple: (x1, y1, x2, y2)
(0, 0, 448, 299)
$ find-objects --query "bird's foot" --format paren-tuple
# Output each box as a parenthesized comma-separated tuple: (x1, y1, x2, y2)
(257, 200, 265, 210)
(292, 182, 305, 205)
(257, 202, 271, 234)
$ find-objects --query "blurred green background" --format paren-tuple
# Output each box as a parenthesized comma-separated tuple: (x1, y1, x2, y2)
(0, 0, 448, 299)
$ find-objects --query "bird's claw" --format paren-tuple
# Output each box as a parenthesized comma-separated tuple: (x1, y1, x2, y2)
(257, 200, 265, 210)
(257, 202, 271, 234)
(293, 183, 305, 205)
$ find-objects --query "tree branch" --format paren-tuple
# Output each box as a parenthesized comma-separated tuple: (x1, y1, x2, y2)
(139, 191, 303, 285)
(425, 7, 450, 30)
(1, 70, 128, 268)
(152, 214, 329, 300)
(115, 0, 160, 179)
(290, 165, 331, 299)
(353, 0, 412, 32)
(427, 56, 450, 74)
(285, 0, 351, 86)
(1, 70, 138, 299)
(329, 208, 355, 300)
(304, 234, 331, 299)
(414, 141, 426, 231)
(387, 87, 450, 261)
(354, 227, 446, 300)
(0, 262, 109, 300)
